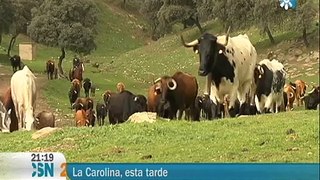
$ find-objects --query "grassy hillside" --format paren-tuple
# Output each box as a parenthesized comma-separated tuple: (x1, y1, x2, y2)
(0, 110, 318, 162)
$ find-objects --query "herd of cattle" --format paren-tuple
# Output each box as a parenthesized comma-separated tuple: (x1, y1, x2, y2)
(0, 30, 319, 132)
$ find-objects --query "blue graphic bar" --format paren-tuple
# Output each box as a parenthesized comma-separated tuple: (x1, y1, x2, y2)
(67, 163, 319, 180)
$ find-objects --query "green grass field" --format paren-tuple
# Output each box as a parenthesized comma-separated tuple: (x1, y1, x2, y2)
(0, 1, 319, 163)
(0, 110, 318, 162)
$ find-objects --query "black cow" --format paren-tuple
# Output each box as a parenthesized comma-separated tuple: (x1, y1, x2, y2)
(90, 84, 96, 97)
(10, 55, 22, 73)
(83, 78, 92, 97)
(96, 102, 107, 126)
(201, 95, 219, 120)
(73, 57, 81, 68)
(135, 94, 148, 112)
(107, 90, 147, 124)
(303, 86, 320, 110)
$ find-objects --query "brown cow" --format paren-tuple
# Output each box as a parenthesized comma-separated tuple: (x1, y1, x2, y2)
(69, 61, 84, 82)
(86, 109, 96, 127)
(147, 81, 161, 112)
(291, 80, 307, 106)
(284, 84, 296, 111)
(46, 60, 55, 80)
(0, 88, 18, 132)
(72, 97, 94, 111)
(75, 109, 89, 127)
(156, 71, 198, 120)
(68, 79, 81, 108)
(35, 111, 55, 130)
(116, 82, 125, 93)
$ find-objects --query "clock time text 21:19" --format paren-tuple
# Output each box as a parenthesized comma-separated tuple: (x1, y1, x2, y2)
(31, 153, 54, 162)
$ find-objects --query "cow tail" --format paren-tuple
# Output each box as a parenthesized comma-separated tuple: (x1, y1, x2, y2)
(122, 97, 131, 122)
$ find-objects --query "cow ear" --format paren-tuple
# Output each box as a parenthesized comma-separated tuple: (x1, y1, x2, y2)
(216, 43, 226, 54)
(6, 109, 11, 115)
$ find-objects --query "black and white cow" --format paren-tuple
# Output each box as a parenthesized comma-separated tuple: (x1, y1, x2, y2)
(181, 28, 257, 116)
(254, 59, 286, 113)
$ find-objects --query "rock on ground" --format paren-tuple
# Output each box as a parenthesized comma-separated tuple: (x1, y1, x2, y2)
(32, 127, 61, 139)
(128, 112, 156, 123)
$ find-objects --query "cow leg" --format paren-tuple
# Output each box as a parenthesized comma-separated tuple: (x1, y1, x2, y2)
(264, 95, 274, 113)
(275, 93, 284, 113)
(102, 117, 105, 126)
(204, 73, 212, 95)
(18, 106, 24, 129)
(14, 104, 22, 130)
(236, 81, 252, 116)
(255, 95, 265, 114)
(178, 109, 183, 120)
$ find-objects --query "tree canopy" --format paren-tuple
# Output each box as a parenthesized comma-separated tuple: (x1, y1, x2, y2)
(27, 0, 98, 55)
(0, 0, 14, 44)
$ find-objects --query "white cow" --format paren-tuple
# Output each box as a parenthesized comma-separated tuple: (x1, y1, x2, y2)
(11, 66, 37, 131)
(254, 59, 286, 113)
(181, 28, 257, 116)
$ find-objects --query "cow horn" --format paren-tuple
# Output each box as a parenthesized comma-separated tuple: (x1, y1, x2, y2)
(181, 35, 199, 47)
(167, 79, 177, 90)
(289, 92, 294, 98)
(223, 26, 231, 46)
(134, 96, 138, 101)
(307, 87, 316, 94)
(82, 63, 85, 72)
(154, 78, 161, 84)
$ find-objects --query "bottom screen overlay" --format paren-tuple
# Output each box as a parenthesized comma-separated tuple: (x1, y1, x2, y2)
(0, 153, 318, 180)
(67, 163, 319, 180)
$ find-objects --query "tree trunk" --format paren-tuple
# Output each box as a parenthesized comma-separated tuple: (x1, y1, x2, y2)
(7, 34, 18, 57)
(264, 25, 275, 44)
(57, 47, 67, 79)
(193, 16, 203, 33)
(0, 32, 2, 45)
(123, 0, 126, 9)
(302, 27, 309, 47)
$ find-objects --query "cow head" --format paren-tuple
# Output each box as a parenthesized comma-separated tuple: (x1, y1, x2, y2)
(133, 95, 147, 112)
(181, 27, 230, 76)
(103, 90, 113, 106)
(304, 86, 320, 110)
(154, 76, 177, 103)
(0, 101, 11, 132)
(86, 109, 96, 127)
(71, 79, 81, 93)
(116, 82, 126, 93)
(254, 64, 265, 84)
(25, 110, 35, 131)
(194, 96, 203, 110)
